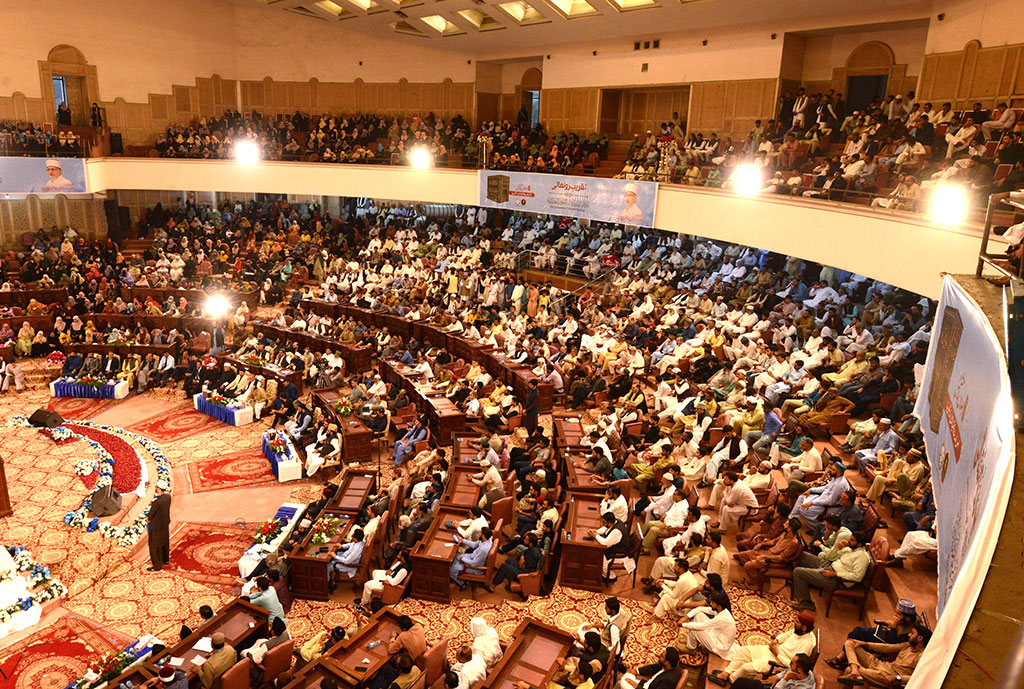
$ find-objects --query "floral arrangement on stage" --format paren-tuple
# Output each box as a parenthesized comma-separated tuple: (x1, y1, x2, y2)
(76, 374, 107, 388)
(0, 546, 67, 625)
(334, 399, 354, 417)
(5, 417, 171, 547)
(243, 354, 268, 367)
(309, 516, 342, 545)
(202, 356, 220, 369)
(108, 336, 135, 347)
(265, 430, 289, 456)
(205, 391, 244, 409)
(253, 518, 285, 544)
(45, 425, 78, 444)
(91, 647, 136, 684)
(65, 637, 159, 689)
(74, 458, 99, 476)
(45, 350, 67, 368)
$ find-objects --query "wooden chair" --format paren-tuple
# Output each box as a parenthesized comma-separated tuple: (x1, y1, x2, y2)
(824, 554, 877, 620)
(606, 527, 643, 588)
(220, 658, 251, 689)
(611, 478, 634, 502)
(413, 427, 432, 456)
(460, 518, 504, 591)
(756, 537, 804, 596)
(423, 639, 449, 689)
(491, 496, 515, 530)
(509, 551, 546, 599)
(261, 639, 295, 686)
(860, 500, 881, 541)
(380, 573, 412, 605)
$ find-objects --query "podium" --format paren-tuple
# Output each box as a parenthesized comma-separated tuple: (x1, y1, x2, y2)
(0, 458, 11, 518)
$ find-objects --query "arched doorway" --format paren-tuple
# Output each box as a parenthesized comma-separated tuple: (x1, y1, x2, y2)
(519, 68, 543, 127)
(844, 42, 896, 112)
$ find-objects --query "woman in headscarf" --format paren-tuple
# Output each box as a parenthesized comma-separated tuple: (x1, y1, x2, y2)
(30, 329, 49, 357)
(0, 322, 15, 345)
(26, 299, 45, 316)
(14, 322, 34, 357)
(84, 320, 98, 344)
(68, 315, 84, 342)
(469, 617, 503, 667)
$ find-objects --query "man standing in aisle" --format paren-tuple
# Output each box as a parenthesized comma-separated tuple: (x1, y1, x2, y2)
(147, 481, 172, 571)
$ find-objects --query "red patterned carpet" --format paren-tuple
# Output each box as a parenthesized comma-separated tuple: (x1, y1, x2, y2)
(186, 449, 279, 493)
(0, 616, 132, 689)
(126, 402, 225, 443)
(164, 522, 251, 590)
(46, 396, 120, 421)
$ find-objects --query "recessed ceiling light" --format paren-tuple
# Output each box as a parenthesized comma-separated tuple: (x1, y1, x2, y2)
(420, 14, 464, 34)
(497, 0, 547, 24)
(545, 0, 598, 17)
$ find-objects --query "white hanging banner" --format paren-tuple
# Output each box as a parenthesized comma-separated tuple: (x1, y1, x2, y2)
(908, 276, 1014, 688)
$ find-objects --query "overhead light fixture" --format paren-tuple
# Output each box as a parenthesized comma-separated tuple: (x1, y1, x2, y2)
(930, 184, 968, 225)
(730, 164, 763, 196)
(411, 147, 433, 169)
(205, 295, 231, 319)
(233, 140, 260, 166)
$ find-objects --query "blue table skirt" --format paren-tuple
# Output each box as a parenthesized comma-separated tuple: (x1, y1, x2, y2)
(262, 434, 295, 478)
(53, 380, 118, 399)
(195, 395, 245, 425)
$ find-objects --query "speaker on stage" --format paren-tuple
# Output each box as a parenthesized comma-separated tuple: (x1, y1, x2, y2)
(28, 408, 63, 428)
(91, 484, 122, 517)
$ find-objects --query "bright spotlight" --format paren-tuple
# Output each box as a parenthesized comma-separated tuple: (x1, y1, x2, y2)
(730, 164, 763, 196)
(930, 184, 968, 226)
(205, 295, 230, 319)
(410, 147, 432, 170)
(233, 140, 260, 166)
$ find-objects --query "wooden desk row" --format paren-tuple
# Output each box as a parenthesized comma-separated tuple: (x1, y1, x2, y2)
(108, 599, 270, 686)
(0, 288, 67, 306)
(379, 357, 467, 444)
(253, 322, 373, 373)
(286, 608, 405, 689)
(301, 301, 554, 414)
(312, 389, 373, 464)
(122, 286, 259, 310)
(288, 467, 376, 601)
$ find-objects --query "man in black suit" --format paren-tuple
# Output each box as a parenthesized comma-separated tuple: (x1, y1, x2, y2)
(147, 481, 172, 571)
(617, 646, 682, 689)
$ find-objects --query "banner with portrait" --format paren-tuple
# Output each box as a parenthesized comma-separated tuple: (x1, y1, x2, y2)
(477, 171, 657, 227)
(0, 157, 88, 194)
(907, 276, 1014, 688)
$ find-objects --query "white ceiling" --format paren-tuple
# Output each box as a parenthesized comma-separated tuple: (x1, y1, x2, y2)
(236, 0, 932, 54)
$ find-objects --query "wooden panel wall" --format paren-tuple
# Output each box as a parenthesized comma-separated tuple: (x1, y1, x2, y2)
(618, 88, 689, 137)
(0, 197, 106, 249)
(919, 40, 1024, 109)
(0, 70, 476, 147)
(687, 79, 778, 140)
(539, 88, 601, 133)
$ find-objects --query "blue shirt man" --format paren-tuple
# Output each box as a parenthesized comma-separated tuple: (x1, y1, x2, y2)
(450, 528, 494, 587)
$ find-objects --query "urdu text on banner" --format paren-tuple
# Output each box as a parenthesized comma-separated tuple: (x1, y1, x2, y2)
(477, 171, 657, 227)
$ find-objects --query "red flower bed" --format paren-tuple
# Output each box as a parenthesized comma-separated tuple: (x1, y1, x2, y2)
(68, 424, 143, 495)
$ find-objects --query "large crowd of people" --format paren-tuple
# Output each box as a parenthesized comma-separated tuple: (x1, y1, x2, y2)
(617, 92, 1023, 213)
(151, 108, 607, 173)
(2, 194, 942, 687)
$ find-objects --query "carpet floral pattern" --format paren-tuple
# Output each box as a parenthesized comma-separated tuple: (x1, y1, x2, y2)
(125, 401, 227, 444)
(186, 449, 280, 493)
(46, 396, 119, 421)
(0, 616, 132, 689)
(164, 522, 253, 590)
